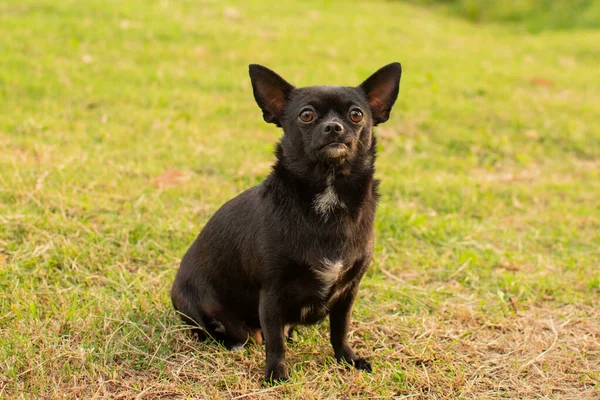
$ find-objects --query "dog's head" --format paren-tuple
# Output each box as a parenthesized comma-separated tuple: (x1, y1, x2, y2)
(249, 63, 401, 169)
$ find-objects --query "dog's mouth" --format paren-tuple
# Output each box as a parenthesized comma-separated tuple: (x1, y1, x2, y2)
(321, 142, 347, 150)
(320, 142, 350, 159)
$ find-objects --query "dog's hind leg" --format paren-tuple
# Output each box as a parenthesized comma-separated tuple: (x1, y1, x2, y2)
(171, 282, 211, 341)
(207, 306, 255, 349)
(172, 280, 254, 348)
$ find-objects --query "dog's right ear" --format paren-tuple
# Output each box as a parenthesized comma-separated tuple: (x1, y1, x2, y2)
(359, 62, 402, 126)
(249, 64, 295, 126)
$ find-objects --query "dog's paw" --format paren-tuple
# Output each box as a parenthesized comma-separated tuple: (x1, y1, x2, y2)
(264, 363, 289, 383)
(284, 325, 296, 342)
(231, 343, 245, 353)
(337, 354, 373, 373)
(351, 357, 372, 373)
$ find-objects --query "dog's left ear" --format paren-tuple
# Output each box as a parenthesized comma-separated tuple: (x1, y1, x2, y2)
(359, 62, 402, 125)
(249, 64, 295, 126)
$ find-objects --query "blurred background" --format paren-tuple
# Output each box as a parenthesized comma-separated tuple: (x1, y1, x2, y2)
(1, 0, 599, 398)
(405, 0, 600, 31)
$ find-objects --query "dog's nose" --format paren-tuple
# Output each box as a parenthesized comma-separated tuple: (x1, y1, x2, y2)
(323, 121, 344, 134)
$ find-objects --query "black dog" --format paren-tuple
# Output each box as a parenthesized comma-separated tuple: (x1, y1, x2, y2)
(171, 62, 401, 382)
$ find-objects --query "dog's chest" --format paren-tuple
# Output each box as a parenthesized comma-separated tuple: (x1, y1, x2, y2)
(310, 258, 344, 298)
(312, 175, 346, 219)
(286, 258, 349, 322)
(313, 185, 344, 218)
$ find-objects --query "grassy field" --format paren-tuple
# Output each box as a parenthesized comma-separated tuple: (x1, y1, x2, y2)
(405, 0, 600, 31)
(1, 0, 599, 398)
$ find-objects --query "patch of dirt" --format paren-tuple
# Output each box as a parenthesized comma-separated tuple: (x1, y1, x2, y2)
(153, 169, 192, 188)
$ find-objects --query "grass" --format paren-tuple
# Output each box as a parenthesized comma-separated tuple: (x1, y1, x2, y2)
(404, 0, 600, 31)
(1, 0, 599, 398)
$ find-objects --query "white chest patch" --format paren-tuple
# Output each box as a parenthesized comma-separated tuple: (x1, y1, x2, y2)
(313, 175, 346, 219)
(312, 258, 343, 298)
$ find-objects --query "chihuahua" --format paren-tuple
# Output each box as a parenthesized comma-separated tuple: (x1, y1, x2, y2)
(172, 62, 401, 382)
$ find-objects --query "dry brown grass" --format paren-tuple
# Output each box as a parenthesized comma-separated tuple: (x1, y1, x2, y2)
(2, 294, 599, 399)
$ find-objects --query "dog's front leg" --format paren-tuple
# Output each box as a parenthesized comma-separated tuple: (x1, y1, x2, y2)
(259, 289, 288, 382)
(329, 282, 372, 372)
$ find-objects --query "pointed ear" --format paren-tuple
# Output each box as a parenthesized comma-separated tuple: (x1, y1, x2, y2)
(249, 64, 295, 126)
(359, 62, 402, 125)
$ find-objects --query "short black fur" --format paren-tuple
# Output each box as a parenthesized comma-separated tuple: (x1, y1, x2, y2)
(172, 62, 402, 382)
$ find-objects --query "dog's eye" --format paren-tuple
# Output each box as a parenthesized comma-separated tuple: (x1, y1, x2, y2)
(299, 109, 315, 123)
(349, 109, 363, 123)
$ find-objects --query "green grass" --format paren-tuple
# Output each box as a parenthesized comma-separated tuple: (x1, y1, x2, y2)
(1, 0, 599, 398)
(405, 0, 600, 31)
